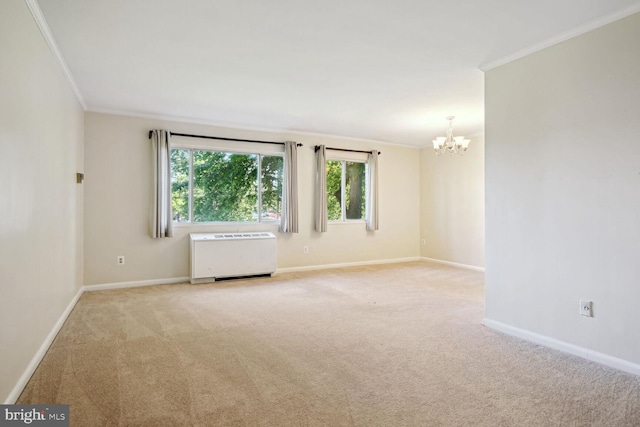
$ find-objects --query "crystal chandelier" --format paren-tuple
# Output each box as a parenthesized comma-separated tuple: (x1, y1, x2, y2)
(432, 116, 470, 156)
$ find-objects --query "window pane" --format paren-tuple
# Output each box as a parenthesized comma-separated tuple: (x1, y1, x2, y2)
(261, 156, 283, 222)
(345, 161, 366, 220)
(192, 151, 258, 222)
(170, 149, 190, 223)
(326, 160, 342, 221)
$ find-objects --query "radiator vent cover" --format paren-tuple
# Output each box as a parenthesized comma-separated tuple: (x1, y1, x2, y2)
(190, 232, 276, 284)
(212, 233, 273, 239)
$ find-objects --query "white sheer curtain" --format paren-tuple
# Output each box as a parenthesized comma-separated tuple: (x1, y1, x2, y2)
(315, 145, 328, 232)
(280, 141, 299, 233)
(366, 150, 379, 231)
(150, 129, 173, 238)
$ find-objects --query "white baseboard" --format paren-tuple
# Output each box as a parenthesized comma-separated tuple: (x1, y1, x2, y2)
(4, 286, 84, 404)
(84, 277, 190, 292)
(276, 257, 422, 274)
(421, 257, 485, 272)
(483, 318, 640, 377)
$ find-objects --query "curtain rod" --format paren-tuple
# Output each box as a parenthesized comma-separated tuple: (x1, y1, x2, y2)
(314, 145, 381, 155)
(148, 131, 302, 147)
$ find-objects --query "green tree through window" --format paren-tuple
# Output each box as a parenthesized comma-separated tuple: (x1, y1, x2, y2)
(326, 160, 366, 221)
(326, 161, 342, 221)
(261, 156, 283, 221)
(170, 148, 283, 223)
(171, 149, 190, 223)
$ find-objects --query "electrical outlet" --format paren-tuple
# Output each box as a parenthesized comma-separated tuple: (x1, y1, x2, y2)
(303, 246, 309, 254)
(580, 300, 593, 317)
(421, 239, 426, 246)
(117, 256, 125, 265)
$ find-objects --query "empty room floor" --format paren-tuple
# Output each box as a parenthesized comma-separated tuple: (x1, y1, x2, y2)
(18, 262, 640, 426)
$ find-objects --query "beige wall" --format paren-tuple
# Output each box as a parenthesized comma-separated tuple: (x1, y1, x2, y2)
(84, 112, 421, 285)
(485, 13, 640, 365)
(0, 0, 84, 402)
(420, 135, 485, 268)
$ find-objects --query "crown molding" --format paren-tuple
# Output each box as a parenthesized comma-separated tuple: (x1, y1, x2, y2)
(479, 3, 640, 72)
(25, 0, 87, 109)
(87, 107, 422, 150)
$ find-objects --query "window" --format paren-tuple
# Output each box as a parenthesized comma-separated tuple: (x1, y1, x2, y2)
(170, 148, 283, 223)
(326, 160, 367, 221)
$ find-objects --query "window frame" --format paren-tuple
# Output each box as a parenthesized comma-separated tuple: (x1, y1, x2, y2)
(170, 143, 284, 226)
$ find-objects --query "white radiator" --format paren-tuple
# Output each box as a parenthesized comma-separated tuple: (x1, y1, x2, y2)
(190, 232, 277, 284)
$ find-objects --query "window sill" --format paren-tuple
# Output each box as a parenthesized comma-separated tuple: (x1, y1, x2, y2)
(328, 220, 366, 225)
(173, 222, 280, 228)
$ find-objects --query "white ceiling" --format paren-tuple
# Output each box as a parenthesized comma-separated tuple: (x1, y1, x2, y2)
(36, 0, 640, 146)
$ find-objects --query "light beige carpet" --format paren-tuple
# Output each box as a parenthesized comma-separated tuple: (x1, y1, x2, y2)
(18, 262, 640, 426)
